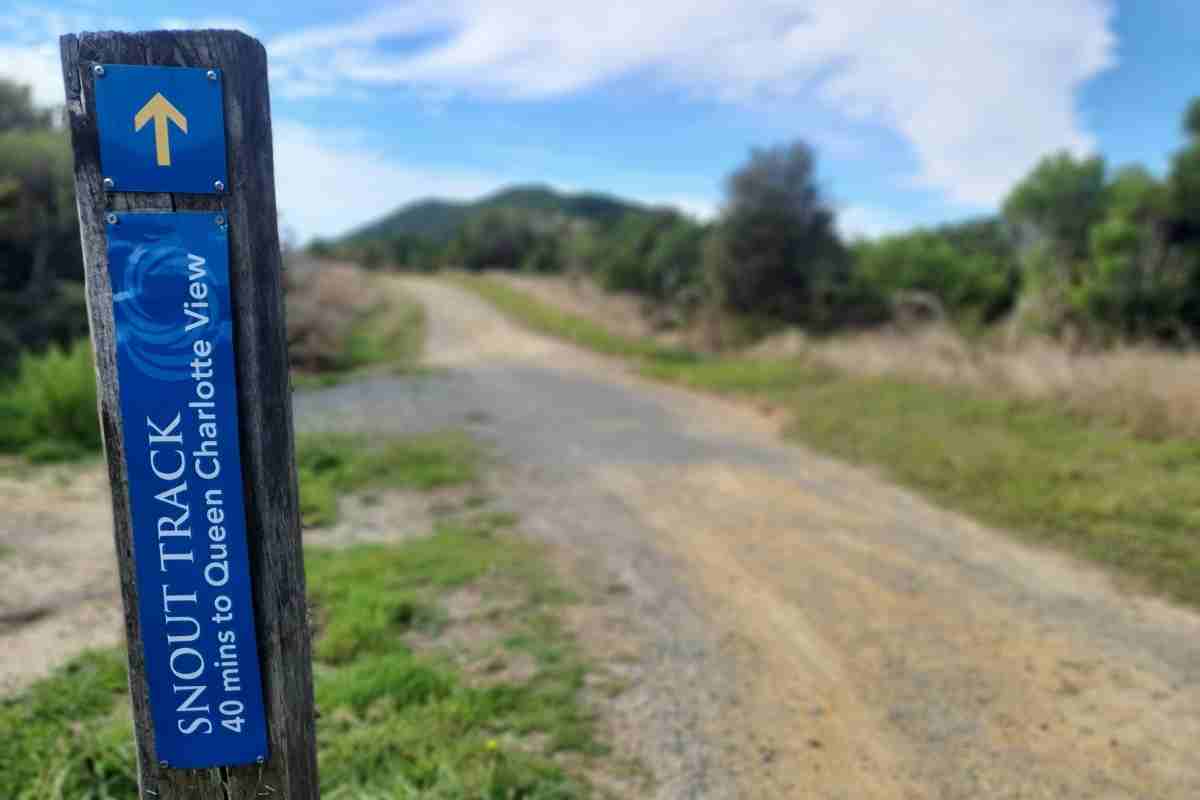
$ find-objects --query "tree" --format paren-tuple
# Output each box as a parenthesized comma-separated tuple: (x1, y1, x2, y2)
(1003, 151, 1108, 264)
(704, 141, 849, 326)
(1167, 98, 1200, 236)
(854, 223, 1017, 326)
(447, 208, 542, 272)
(0, 125, 86, 373)
(0, 79, 52, 133)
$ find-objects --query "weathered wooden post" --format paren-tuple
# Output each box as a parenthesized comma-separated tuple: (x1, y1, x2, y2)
(60, 30, 318, 799)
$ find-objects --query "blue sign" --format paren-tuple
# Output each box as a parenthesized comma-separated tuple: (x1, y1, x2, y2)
(107, 211, 268, 768)
(95, 64, 227, 194)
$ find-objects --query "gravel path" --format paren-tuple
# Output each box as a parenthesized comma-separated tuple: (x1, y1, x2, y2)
(300, 276, 1200, 799)
(5, 273, 1196, 798)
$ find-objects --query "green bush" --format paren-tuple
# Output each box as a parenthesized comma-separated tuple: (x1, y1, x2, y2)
(0, 339, 100, 460)
(704, 141, 853, 328)
(854, 225, 1018, 325)
(593, 211, 706, 305)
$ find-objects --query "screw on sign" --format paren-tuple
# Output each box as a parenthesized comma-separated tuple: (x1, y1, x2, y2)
(60, 29, 318, 800)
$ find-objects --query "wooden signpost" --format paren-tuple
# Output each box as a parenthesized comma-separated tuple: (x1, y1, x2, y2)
(60, 30, 318, 799)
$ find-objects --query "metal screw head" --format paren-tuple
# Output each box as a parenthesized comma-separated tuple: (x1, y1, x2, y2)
(158, 760, 169, 770)
(256, 755, 265, 765)
(213, 179, 225, 192)
(106, 213, 118, 224)
(102, 177, 114, 190)
(93, 64, 105, 77)
(215, 214, 226, 226)
(207, 69, 218, 81)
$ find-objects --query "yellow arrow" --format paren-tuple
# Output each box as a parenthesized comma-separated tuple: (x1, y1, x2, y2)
(133, 93, 188, 167)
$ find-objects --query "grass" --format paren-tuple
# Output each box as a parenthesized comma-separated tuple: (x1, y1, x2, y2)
(297, 431, 480, 527)
(291, 276, 428, 390)
(309, 514, 599, 798)
(0, 434, 605, 799)
(447, 272, 696, 364)
(454, 274, 1200, 608)
(0, 340, 100, 463)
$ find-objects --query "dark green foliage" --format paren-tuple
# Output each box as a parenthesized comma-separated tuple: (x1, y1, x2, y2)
(0, 100, 86, 375)
(1003, 151, 1108, 262)
(307, 237, 334, 258)
(704, 142, 853, 327)
(854, 219, 1019, 325)
(0, 80, 53, 133)
(335, 94, 1200, 345)
(0, 340, 100, 461)
(997, 100, 1200, 341)
(344, 184, 639, 245)
(593, 211, 706, 304)
(388, 232, 441, 271)
(1072, 166, 1188, 339)
(448, 207, 544, 272)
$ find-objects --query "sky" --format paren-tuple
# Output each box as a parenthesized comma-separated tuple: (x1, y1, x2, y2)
(2, 1, 1197, 242)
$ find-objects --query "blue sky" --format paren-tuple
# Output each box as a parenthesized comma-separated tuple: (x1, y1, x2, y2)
(2, 1, 1197, 242)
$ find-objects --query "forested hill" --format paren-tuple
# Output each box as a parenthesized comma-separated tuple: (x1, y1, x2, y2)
(342, 184, 644, 244)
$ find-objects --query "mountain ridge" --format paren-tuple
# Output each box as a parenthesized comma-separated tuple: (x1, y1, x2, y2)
(340, 183, 648, 244)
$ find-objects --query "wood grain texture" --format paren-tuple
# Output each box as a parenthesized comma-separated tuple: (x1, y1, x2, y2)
(60, 30, 317, 800)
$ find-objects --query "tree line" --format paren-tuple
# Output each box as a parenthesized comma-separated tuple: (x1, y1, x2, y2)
(0, 80, 87, 375)
(5, 73, 1200, 385)
(337, 97, 1200, 346)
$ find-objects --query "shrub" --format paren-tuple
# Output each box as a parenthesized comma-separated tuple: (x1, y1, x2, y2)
(0, 339, 100, 460)
(704, 141, 852, 327)
(854, 223, 1018, 326)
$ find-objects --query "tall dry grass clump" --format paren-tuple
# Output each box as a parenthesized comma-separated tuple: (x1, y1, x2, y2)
(763, 324, 1200, 440)
(284, 257, 378, 371)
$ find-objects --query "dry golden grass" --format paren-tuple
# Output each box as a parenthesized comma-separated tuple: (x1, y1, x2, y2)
(284, 257, 378, 371)
(757, 325, 1200, 440)
(479, 273, 1200, 440)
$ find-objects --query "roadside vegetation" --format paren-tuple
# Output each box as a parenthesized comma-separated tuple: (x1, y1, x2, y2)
(286, 258, 427, 389)
(0, 431, 614, 798)
(297, 430, 479, 527)
(334, 96, 1200, 354)
(454, 274, 1200, 608)
(0, 340, 100, 462)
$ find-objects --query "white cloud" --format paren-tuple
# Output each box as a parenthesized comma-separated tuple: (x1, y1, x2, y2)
(0, 5, 129, 107)
(268, 0, 1117, 208)
(0, 41, 64, 108)
(158, 18, 256, 35)
(646, 194, 719, 221)
(271, 120, 507, 240)
(836, 204, 913, 241)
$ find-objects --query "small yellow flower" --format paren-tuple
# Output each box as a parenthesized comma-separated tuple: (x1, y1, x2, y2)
(485, 739, 499, 752)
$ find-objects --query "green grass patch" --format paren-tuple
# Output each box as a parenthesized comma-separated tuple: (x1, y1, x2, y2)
(457, 275, 1200, 607)
(308, 519, 601, 797)
(0, 517, 601, 798)
(297, 431, 480, 527)
(449, 273, 696, 364)
(0, 650, 137, 799)
(293, 287, 428, 390)
(0, 340, 100, 463)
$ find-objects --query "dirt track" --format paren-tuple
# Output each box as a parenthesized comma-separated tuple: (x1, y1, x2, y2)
(346, 276, 1200, 799)
(5, 274, 1199, 797)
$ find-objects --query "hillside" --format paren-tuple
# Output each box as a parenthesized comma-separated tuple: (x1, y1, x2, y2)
(342, 184, 645, 244)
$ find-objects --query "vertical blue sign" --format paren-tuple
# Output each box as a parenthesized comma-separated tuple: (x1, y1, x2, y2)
(107, 211, 268, 768)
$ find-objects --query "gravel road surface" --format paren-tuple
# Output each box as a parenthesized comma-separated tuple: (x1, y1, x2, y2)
(300, 277, 1200, 799)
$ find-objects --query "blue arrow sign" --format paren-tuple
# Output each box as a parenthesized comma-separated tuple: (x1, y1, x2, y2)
(95, 64, 228, 194)
(106, 211, 268, 768)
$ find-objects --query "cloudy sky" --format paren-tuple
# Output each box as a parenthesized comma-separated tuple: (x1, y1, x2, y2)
(2, 1, 1197, 241)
